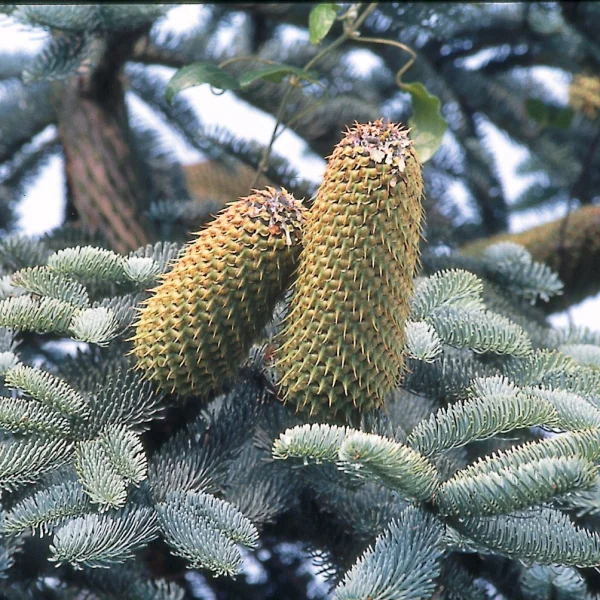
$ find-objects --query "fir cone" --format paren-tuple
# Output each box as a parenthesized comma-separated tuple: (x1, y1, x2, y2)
(275, 120, 424, 419)
(132, 187, 305, 397)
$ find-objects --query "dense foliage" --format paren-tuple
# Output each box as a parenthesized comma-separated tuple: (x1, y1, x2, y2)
(0, 3, 600, 599)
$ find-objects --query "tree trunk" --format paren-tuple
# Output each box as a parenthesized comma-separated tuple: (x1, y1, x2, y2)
(52, 31, 154, 254)
(462, 205, 600, 313)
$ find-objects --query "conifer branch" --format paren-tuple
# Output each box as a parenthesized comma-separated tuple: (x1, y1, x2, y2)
(50, 506, 159, 569)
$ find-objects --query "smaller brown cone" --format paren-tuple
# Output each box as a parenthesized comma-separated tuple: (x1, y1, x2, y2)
(132, 187, 305, 397)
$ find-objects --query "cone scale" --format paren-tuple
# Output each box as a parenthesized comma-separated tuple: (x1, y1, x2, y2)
(132, 187, 305, 397)
(275, 121, 424, 419)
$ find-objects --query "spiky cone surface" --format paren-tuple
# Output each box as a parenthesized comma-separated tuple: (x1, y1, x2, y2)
(275, 121, 424, 420)
(132, 187, 305, 397)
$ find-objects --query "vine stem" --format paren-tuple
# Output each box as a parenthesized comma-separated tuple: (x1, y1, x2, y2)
(249, 2, 379, 190)
(350, 34, 416, 86)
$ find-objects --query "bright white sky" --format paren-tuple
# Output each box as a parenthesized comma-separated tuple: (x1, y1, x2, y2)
(0, 5, 598, 330)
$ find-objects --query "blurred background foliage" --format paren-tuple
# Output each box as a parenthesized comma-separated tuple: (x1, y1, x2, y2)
(0, 2, 598, 307)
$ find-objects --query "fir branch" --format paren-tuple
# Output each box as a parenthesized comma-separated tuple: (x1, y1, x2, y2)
(562, 480, 600, 517)
(451, 507, 600, 567)
(99, 425, 147, 486)
(129, 241, 182, 274)
(22, 32, 102, 84)
(404, 321, 443, 363)
(0, 396, 70, 437)
(162, 490, 259, 548)
(0, 295, 77, 334)
(0, 352, 19, 377)
(404, 354, 489, 402)
(0, 329, 17, 355)
(225, 439, 301, 525)
(482, 242, 563, 303)
(427, 307, 532, 356)
(407, 377, 558, 457)
(4, 365, 88, 417)
(3, 480, 91, 536)
(520, 565, 587, 600)
(10, 5, 170, 33)
(122, 256, 161, 286)
(0, 438, 73, 492)
(156, 500, 242, 576)
(69, 306, 120, 346)
(411, 270, 485, 320)
(0, 236, 48, 271)
(504, 349, 578, 387)
(273, 423, 349, 464)
(47, 247, 128, 283)
(77, 366, 165, 436)
(149, 381, 259, 500)
(457, 429, 600, 481)
(82, 564, 186, 600)
(0, 524, 21, 580)
(49, 506, 159, 569)
(541, 367, 600, 404)
(10, 266, 90, 308)
(333, 506, 445, 600)
(436, 456, 596, 517)
(559, 343, 600, 370)
(338, 432, 440, 501)
(75, 439, 127, 510)
(549, 325, 600, 348)
(525, 386, 600, 430)
(95, 292, 145, 331)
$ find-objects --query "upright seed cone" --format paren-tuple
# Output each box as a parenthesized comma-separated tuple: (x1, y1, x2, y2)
(275, 120, 424, 419)
(132, 187, 305, 397)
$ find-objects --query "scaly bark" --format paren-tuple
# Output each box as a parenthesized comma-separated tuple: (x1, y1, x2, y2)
(52, 31, 153, 254)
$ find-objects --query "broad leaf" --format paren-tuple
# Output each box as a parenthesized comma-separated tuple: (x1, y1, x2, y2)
(239, 64, 319, 87)
(165, 63, 240, 104)
(402, 82, 447, 163)
(309, 4, 338, 44)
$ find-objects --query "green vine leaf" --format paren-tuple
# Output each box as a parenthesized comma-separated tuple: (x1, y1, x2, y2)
(309, 4, 338, 45)
(239, 64, 319, 88)
(402, 81, 448, 163)
(165, 63, 240, 104)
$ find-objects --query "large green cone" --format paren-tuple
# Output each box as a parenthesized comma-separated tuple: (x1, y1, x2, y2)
(132, 187, 305, 397)
(275, 121, 424, 419)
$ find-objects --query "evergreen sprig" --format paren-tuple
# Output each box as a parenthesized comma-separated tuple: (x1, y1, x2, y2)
(11, 266, 90, 307)
(407, 377, 558, 457)
(75, 438, 128, 510)
(100, 425, 147, 486)
(411, 270, 485, 320)
(437, 456, 596, 517)
(156, 497, 245, 576)
(450, 507, 600, 567)
(162, 490, 259, 547)
(483, 242, 563, 303)
(333, 506, 445, 600)
(69, 306, 120, 345)
(338, 432, 439, 501)
(0, 438, 73, 492)
(0, 395, 70, 436)
(525, 386, 600, 430)
(428, 307, 532, 356)
(49, 506, 159, 569)
(404, 321, 444, 362)
(4, 364, 88, 417)
(3, 480, 91, 536)
(273, 423, 349, 464)
(0, 295, 77, 333)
